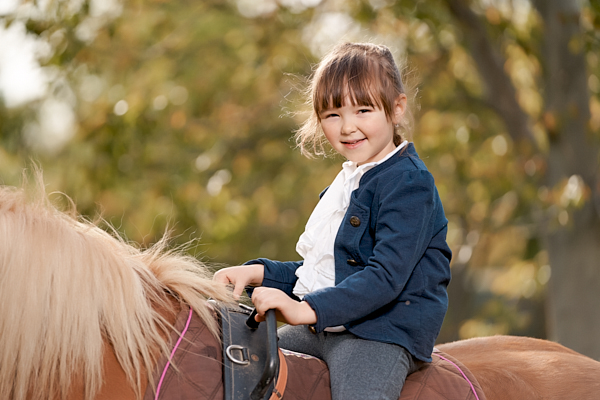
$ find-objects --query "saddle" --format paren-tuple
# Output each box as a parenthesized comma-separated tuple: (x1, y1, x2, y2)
(219, 304, 487, 400)
(144, 304, 486, 400)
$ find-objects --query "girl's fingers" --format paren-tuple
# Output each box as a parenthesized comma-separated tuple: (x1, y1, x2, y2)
(252, 288, 285, 314)
(212, 270, 230, 283)
(212, 264, 264, 300)
(232, 282, 246, 300)
(251, 287, 269, 313)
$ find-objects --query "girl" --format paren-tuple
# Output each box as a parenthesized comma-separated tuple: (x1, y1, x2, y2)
(214, 42, 452, 400)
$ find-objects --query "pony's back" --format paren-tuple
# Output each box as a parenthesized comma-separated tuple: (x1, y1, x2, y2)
(438, 335, 600, 400)
(0, 176, 232, 400)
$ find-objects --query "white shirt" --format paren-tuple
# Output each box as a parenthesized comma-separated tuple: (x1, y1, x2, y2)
(293, 142, 408, 330)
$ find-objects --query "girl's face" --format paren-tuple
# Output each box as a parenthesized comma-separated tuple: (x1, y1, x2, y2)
(319, 93, 407, 165)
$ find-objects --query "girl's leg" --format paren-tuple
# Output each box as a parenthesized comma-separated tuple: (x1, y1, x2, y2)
(277, 324, 324, 359)
(322, 331, 419, 400)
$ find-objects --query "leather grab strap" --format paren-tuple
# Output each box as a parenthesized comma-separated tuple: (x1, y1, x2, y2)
(270, 349, 288, 400)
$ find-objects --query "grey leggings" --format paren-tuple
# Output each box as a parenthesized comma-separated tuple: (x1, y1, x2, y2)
(278, 325, 421, 400)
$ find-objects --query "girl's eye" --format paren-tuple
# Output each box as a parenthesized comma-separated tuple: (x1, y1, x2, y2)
(323, 113, 339, 118)
(358, 108, 371, 113)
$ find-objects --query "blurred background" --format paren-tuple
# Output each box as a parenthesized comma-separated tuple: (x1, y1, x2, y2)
(1, 0, 599, 359)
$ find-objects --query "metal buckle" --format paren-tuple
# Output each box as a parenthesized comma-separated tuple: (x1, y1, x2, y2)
(226, 345, 250, 365)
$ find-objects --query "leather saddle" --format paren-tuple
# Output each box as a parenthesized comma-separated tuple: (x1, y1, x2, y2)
(218, 304, 487, 400)
(220, 304, 283, 400)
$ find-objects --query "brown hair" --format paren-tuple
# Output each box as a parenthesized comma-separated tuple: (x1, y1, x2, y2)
(295, 42, 413, 157)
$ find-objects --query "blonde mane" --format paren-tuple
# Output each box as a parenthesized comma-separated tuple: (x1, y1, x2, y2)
(0, 173, 233, 400)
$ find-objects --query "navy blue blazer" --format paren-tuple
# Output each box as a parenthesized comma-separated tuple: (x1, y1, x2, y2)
(246, 143, 451, 362)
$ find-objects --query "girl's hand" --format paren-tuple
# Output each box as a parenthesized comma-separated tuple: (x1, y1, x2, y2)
(213, 264, 264, 300)
(251, 287, 317, 326)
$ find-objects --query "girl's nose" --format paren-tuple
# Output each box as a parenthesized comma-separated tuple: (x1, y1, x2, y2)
(341, 118, 356, 135)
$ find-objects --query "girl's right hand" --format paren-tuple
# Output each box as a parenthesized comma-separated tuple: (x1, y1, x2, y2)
(213, 264, 265, 300)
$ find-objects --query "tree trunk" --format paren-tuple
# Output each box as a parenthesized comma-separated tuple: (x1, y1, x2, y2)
(534, 0, 600, 360)
(447, 0, 600, 359)
(544, 207, 600, 360)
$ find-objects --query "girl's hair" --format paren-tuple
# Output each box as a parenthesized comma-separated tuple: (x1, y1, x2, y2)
(295, 42, 414, 157)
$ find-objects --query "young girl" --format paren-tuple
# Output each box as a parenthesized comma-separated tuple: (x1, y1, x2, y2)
(214, 42, 451, 400)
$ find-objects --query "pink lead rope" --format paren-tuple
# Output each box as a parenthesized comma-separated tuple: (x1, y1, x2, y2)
(154, 307, 194, 400)
(433, 353, 480, 400)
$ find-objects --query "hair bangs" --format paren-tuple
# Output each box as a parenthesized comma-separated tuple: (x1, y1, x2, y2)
(313, 55, 385, 118)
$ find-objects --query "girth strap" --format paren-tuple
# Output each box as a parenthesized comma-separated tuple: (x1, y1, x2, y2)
(270, 349, 288, 399)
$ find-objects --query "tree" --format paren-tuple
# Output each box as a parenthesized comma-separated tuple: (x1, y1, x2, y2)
(1, 0, 599, 358)
(444, 0, 600, 359)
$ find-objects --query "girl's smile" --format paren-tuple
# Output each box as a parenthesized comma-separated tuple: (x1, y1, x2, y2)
(342, 138, 366, 148)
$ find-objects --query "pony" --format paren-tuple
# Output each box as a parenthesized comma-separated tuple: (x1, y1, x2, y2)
(2, 174, 600, 400)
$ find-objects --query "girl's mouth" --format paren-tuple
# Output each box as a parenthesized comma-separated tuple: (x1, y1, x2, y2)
(342, 138, 365, 148)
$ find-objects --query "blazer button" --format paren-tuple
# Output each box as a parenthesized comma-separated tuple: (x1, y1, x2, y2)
(308, 325, 317, 334)
(349, 216, 361, 227)
(347, 259, 359, 266)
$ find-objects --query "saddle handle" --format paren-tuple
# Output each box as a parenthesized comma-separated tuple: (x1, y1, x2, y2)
(246, 308, 261, 330)
(248, 309, 279, 400)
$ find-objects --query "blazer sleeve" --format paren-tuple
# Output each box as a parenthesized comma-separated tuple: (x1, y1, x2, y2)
(303, 169, 444, 332)
(243, 258, 302, 298)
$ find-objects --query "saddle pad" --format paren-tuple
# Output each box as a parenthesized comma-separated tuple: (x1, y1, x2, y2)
(399, 350, 487, 400)
(143, 304, 224, 400)
(279, 349, 332, 400)
(277, 348, 485, 400)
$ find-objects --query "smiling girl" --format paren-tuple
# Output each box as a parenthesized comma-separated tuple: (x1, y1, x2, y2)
(214, 42, 452, 400)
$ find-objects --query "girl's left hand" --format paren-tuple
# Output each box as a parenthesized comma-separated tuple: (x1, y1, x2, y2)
(251, 287, 317, 326)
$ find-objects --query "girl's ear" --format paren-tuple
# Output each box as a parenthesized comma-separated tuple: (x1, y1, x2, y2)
(392, 94, 408, 124)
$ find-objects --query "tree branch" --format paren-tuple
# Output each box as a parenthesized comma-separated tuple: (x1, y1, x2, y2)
(444, 0, 538, 151)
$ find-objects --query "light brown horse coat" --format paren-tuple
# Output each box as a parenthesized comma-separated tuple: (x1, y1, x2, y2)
(437, 335, 600, 400)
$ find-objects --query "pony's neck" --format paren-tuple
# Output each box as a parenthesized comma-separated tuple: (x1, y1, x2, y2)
(63, 298, 182, 400)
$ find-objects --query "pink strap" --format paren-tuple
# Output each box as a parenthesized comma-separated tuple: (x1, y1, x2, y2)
(434, 353, 480, 400)
(154, 307, 193, 400)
